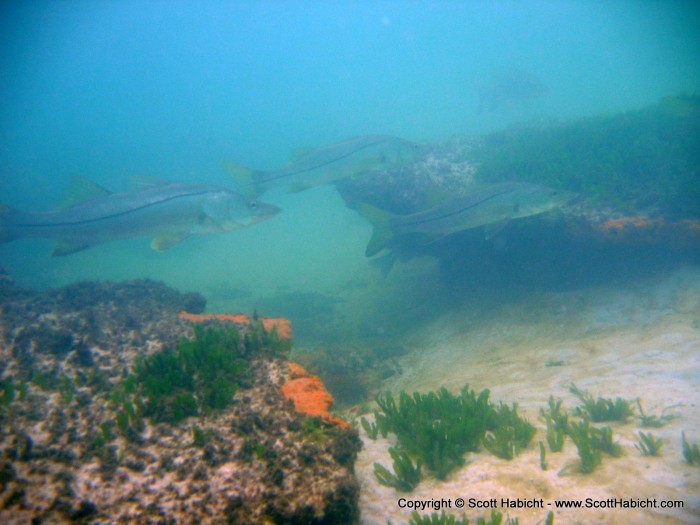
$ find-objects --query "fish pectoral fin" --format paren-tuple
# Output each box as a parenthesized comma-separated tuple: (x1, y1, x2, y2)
(151, 232, 191, 252)
(51, 241, 92, 257)
(60, 175, 111, 209)
(484, 220, 510, 239)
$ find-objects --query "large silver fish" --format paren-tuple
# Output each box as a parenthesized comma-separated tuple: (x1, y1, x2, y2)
(226, 134, 421, 198)
(359, 182, 576, 256)
(0, 177, 280, 256)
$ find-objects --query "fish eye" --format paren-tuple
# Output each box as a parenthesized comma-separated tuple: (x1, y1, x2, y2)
(249, 201, 257, 209)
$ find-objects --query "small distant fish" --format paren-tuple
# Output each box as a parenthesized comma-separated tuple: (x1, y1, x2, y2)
(358, 182, 576, 257)
(478, 70, 548, 113)
(0, 176, 280, 256)
(225, 135, 421, 198)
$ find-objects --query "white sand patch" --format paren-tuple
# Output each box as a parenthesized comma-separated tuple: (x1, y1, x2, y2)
(357, 266, 700, 524)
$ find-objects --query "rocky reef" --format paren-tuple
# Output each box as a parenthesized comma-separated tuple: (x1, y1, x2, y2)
(0, 278, 360, 524)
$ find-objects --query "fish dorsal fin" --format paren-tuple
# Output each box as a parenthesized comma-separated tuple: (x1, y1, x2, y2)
(289, 147, 315, 162)
(127, 175, 170, 191)
(60, 175, 111, 209)
(221, 160, 260, 199)
(151, 232, 191, 252)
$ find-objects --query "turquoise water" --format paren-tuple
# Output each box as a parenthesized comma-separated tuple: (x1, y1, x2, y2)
(1, 1, 699, 345)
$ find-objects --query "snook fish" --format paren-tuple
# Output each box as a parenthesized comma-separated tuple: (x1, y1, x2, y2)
(0, 177, 280, 256)
(359, 182, 576, 256)
(226, 134, 421, 198)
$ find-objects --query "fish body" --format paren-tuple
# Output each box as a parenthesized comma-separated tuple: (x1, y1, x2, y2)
(360, 182, 575, 256)
(228, 135, 421, 198)
(0, 179, 280, 255)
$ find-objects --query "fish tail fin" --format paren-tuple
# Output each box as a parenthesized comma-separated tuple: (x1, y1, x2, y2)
(0, 204, 19, 243)
(356, 203, 395, 257)
(222, 160, 265, 199)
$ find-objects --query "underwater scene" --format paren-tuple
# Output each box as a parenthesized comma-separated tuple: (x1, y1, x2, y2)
(1, 1, 699, 524)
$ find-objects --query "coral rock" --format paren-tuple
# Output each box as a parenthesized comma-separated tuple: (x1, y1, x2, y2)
(178, 311, 292, 340)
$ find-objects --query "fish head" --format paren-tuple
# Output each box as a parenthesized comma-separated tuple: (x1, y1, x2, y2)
(201, 190, 281, 231)
(513, 185, 577, 217)
(237, 198, 281, 227)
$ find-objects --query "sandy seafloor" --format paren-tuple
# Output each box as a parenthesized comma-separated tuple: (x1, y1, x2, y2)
(354, 265, 700, 525)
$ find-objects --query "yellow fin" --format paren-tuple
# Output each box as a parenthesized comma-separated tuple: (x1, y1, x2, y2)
(151, 232, 190, 252)
(60, 175, 111, 209)
(221, 160, 261, 198)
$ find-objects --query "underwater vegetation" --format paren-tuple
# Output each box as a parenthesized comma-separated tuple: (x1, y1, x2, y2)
(636, 399, 678, 428)
(371, 385, 535, 487)
(0, 279, 362, 522)
(472, 95, 700, 217)
(635, 431, 664, 457)
(569, 383, 634, 423)
(540, 396, 567, 453)
(565, 420, 602, 474)
(681, 432, 700, 466)
(125, 323, 286, 424)
(373, 447, 422, 492)
(406, 509, 553, 525)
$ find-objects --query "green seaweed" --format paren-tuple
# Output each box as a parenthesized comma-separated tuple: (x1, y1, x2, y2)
(590, 426, 624, 457)
(539, 441, 547, 470)
(408, 510, 470, 525)
(569, 384, 634, 423)
(58, 375, 75, 405)
(375, 386, 493, 480)
(361, 416, 380, 440)
(472, 96, 700, 217)
(301, 416, 328, 445)
(132, 325, 247, 424)
(540, 396, 568, 452)
(681, 432, 700, 466)
(191, 424, 208, 447)
(407, 509, 512, 525)
(0, 377, 15, 406)
(636, 400, 678, 428)
(373, 447, 422, 492)
(635, 431, 664, 456)
(374, 385, 534, 483)
(491, 402, 536, 452)
(566, 420, 601, 474)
